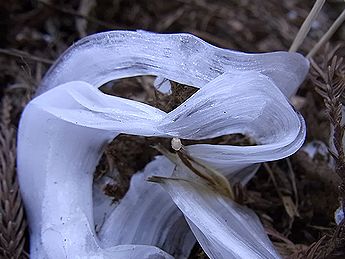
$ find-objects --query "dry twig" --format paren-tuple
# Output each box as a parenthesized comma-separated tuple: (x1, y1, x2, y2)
(308, 44, 345, 257)
(311, 48, 345, 207)
(289, 0, 325, 52)
(0, 48, 53, 65)
(308, 9, 345, 58)
(0, 95, 27, 259)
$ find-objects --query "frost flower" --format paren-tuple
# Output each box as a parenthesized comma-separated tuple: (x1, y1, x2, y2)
(17, 31, 309, 258)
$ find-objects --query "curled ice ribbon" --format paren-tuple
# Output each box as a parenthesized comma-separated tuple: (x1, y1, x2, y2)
(17, 31, 309, 258)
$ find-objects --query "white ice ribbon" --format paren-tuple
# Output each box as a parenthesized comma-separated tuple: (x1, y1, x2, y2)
(17, 31, 309, 258)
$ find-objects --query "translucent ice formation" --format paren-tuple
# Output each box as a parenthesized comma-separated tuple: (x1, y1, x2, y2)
(17, 31, 309, 258)
(37, 30, 308, 98)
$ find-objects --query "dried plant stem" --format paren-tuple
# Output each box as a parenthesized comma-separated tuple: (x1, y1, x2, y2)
(327, 85, 345, 215)
(307, 9, 345, 58)
(0, 48, 53, 65)
(311, 54, 345, 216)
(0, 96, 27, 259)
(289, 0, 325, 52)
(309, 53, 345, 257)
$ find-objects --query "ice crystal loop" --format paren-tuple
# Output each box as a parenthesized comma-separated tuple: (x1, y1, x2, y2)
(17, 31, 309, 258)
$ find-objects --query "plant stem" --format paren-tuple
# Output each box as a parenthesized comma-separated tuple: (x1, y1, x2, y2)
(307, 9, 345, 58)
(289, 0, 325, 52)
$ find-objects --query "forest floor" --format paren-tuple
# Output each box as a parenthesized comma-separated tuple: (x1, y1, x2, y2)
(0, 0, 345, 258)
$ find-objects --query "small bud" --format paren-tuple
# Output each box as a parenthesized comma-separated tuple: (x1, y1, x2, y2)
(171, 138, 182, 151)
